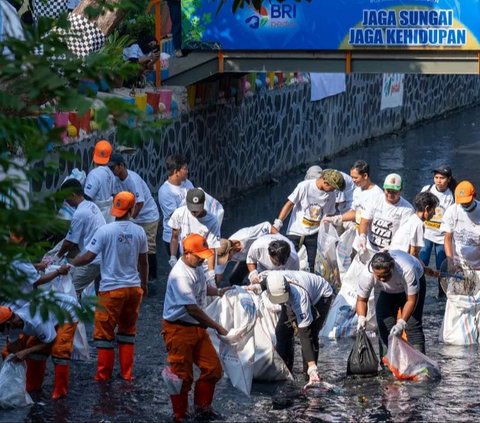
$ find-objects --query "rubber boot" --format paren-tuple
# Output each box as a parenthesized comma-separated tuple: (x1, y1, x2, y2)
(118, 343, 134, 381)
(52, 364, 69, 400)
(170, 392, 189, 422)
(95, 348, 114, 381)
(26, 359, 47, 392)
(194, 380, 215, 411)
(148, 253, 157, 281)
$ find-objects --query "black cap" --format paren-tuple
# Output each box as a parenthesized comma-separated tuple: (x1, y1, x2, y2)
(108, 153, 125, 167)
(186, 188, 206, 212)
(432, 165, 452, 178)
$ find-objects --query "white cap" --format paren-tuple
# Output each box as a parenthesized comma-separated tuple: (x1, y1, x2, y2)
(383, 173, 402, 191)
(266, 272, 289, 304)
(305, 165, 323, 180)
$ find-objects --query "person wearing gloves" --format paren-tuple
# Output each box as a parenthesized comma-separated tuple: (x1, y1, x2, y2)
(273, 169, 344, 271)
(0, 293, 80, 400)
(419, 165, 456, 297)
(441, 180, 480, 272)
(109, 153, 160, 281)
(246, 234, 299, 284)
(215, 221, 272, 285)
(56, 178, 106, 295)
(358, 173, 414, 254)
(355, 250, 426, 357)
(323, 160, 383, 250)
(71, 191, 148, 382)
(168, 188, 221, 285)
(162, 234, 228, 422)
(261, 271, 333, 385)
(84, 140, 115, 223)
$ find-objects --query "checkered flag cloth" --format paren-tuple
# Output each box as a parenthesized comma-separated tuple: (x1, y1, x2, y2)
(32, 0, 68, 18)
(66, 13, 106, 57)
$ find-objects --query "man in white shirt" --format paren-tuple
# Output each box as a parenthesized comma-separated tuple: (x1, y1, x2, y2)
(71, 191, 148, 382)
(262, 271, 333, 386)
(273, 169, 345, 271)
(168, 188, 221, 276)
(215, 221, 272, 285)
(358, 173, 414, 253)
(441, 180, 480, 271)
(158, 154, 194, 255)
(246, 233, 300, 283)
(0, 292, 80, 400)
(109, 153, 160, 281)
(57, 178, 106, 295)
(162, 234, 228, 422)
(84, 140, 115, 223)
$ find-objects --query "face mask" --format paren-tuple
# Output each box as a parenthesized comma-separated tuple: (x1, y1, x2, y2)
(461, 201, 477, 213)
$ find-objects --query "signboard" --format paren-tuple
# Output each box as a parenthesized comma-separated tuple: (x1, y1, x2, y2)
(182, 0, 480, 50)
(380, 74, 404, 110)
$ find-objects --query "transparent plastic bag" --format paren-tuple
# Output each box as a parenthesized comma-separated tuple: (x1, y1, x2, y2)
(161, 366, 183, 395)
(0, 355, 33, 409)
(382, 335, 441, 381)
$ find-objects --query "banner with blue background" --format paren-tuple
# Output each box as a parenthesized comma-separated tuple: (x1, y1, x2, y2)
(182, 0, 480, 50)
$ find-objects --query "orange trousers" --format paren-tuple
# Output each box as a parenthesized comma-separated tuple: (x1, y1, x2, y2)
(94, 287, 143, 345)
(161, 320, 222, 394)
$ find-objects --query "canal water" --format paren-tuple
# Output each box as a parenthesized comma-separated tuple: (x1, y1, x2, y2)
(2, 104, 480, 422)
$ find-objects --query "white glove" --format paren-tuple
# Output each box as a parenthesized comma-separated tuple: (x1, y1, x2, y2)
(324, 215, 343, 226)
(307, 364, 320, 384)
(248, 269, 260, 284)
(357, 315, 366, 331)
(358, 234, 367, 253)
(390, 319, 407, 337)
(168, 256, 178, 268)
(273, 218, 283, 231)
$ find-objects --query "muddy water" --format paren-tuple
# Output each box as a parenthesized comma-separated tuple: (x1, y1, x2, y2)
(2, 105, 480, 422)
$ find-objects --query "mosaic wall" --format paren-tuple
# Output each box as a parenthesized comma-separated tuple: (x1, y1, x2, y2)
(36, 74, 480, 201)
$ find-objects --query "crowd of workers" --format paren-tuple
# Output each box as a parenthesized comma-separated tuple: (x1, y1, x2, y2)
(1, 138, 479, 422)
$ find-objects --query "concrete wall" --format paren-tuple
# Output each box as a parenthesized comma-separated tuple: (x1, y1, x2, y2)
(36, 74, 480, 200)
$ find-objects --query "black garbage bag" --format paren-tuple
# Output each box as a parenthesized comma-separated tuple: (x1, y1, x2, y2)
(346, 328, 379, 376)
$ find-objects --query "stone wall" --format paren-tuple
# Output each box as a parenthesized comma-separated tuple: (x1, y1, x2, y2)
(36, 74, 480, 201)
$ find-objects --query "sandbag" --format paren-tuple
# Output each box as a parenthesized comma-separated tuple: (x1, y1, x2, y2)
(251, 292, 292, 382)
(346, 328, 378, 376)
(315, 222, 340, 290)
(206, 287, 256, 396)
(0, 355, 33, 409)
(319, 256, 376, 338)
(439, 293, 480, 345)
(382, 335, 441, 381)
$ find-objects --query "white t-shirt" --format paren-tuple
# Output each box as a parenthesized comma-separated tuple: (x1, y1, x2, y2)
(246, 234, 300, 272)
(163, 258, 207, 324)
(168, 206, 221, 252)
(363, 196, 414, 252)
(421, 184, 454, 244)
(281, 270, 333, 328)
(440, 202, 480, 269)
(286, 179, 336, 236)
(357, 250, 424, 298)
(123, 44, 145, 61)
(389, 213, 425, 252)
(66, 200, 106, 258)
(114, 170, 159, 224)
(229, 221, 272, 262)
(87, 221, 148, 291)
(335, 172, 355, 214)
(84, 166, 114, 202)
(158, 179, 194, 242)
(11, 260, 39, 296)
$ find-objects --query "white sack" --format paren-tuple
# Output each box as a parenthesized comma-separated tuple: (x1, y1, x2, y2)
(0, 355, 33, 409)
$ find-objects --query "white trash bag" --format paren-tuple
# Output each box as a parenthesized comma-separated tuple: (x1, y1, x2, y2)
(315, 222, 340, 290)
(439, 293, 480, 345)
(206, 287, 256, 396)
(0, 355, 33, 409)
(336, 226, 356, 276)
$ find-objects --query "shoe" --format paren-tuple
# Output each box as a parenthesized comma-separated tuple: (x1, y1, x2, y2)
(118, 343, 134, 381)
(175, 50, 184, 58)
(52, 363, 70, 400)
(95, 348, 115, 381)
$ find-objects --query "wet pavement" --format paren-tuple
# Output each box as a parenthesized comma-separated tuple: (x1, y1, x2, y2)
(3, 104, 480, 422)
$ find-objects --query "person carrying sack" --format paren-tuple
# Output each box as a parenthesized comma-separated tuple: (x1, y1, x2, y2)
(355, 250, 426, 358)
(259, 270, 333, 385)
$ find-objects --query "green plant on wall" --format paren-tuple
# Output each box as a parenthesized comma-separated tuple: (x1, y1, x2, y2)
(183, 0, 211, 42)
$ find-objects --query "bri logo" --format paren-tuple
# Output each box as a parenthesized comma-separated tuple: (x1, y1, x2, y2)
(245, 4, 297, 29)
